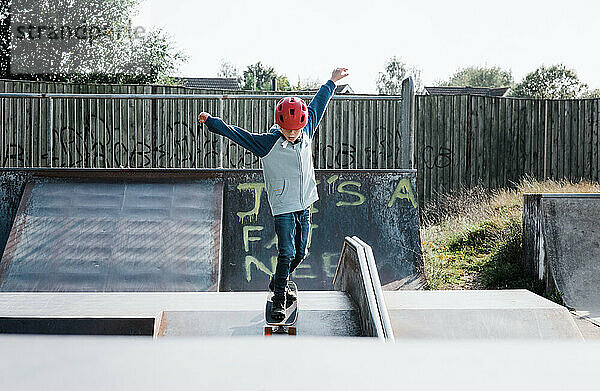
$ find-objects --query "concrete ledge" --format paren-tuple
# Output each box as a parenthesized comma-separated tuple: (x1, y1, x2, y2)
(0, 292, 356, 316)
(571, 313, 600, 340)
(384, 290, 583, 339)
(522, 194, 600, 325)
(0, 292, 361, 337)
(158, 309, 361, 337)
(1, 336, 599, 390)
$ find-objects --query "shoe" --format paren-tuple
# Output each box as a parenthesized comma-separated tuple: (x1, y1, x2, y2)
(285, 282, 297, 302)
(268, 276, 297, 303)
(271, 295, 286, 321)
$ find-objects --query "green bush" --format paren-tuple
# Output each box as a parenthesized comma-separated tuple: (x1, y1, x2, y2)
(421, 177, 600, 298)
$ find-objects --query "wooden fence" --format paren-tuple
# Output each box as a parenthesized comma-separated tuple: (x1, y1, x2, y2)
(8, 79, 599, 208)
(415, 95, 600, 206)
(0, 78, 414, 170)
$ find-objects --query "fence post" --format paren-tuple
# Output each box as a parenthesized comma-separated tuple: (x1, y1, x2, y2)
(150, 85, 158, 168)
(218, 96, 224, 168)
(47, 97, 53, 168)
(401, 76, 415, 169)
(543, 100, 548, 179)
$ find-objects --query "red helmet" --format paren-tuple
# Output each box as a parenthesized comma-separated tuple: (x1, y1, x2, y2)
(275, 97, 308, 130)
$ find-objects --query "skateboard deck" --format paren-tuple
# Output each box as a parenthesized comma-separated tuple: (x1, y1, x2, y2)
(264, 280, 298, 335)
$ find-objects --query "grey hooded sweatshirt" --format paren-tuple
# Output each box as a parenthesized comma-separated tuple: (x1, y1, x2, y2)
(204, 80, 335, 216)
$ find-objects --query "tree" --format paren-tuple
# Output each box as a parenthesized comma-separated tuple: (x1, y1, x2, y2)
(242, 61, 290, 91)
(276, 75, 290, 91)
(510, 64, 588, 99)
(441, 66, 513, 88)
(3, 0, 187, 84)
(580, 88, 600, 99)
(218, 59, 239, 78)
(217, 58, 242, 86)
(376, 56, 422, 94)
(0, 1, 9, 78)
(293, 76, 323, 91)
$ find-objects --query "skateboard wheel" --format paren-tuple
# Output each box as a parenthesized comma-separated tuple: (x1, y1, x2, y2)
(288, 327, 297, 336)
(264, 326, 273, 336)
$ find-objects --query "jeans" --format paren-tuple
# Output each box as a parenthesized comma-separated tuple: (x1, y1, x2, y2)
(272, 207, 310, 300)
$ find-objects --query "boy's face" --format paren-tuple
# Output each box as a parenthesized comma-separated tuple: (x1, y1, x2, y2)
(281, 127, 302, 142)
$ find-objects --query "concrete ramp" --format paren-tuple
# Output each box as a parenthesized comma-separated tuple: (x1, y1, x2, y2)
(0, 179, 223, 292)
(157, 292, 361, 337)
(524, 194, 600, 327)
(385, 290, 582, 339)
(0, 236, 377, 338)
(0, 292, 362, 337)
(0, 171, 403, 339)
(220, 170, 425, 291)
(0, 169, 426, 292)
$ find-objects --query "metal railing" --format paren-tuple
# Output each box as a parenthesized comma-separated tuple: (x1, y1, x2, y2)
(333, 236, 394, 341)
(0, 78, 415, 169)
(351, 236, 395, 342)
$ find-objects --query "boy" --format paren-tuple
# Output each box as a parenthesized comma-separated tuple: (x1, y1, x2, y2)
(198, 67, 349, 320)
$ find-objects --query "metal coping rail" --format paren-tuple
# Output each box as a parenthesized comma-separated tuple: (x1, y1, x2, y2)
(345, 237, 386, 341)
(333, 236, 388, 341)
(0, 92, 403, 101)
(351, 236, 395, 342)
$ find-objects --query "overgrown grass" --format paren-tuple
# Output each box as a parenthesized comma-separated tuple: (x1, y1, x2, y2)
(421, 176, 600, 295)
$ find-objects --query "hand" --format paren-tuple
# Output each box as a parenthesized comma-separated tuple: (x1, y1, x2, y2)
(198, 112, 211, 124)
(331, 67, 349, 83)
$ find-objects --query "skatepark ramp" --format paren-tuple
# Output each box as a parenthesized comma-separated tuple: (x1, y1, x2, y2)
(345, 236, 581, 340)
(524, 194, 600, 330)
(156, 236, 390, 338)
(0, 170, 583, 339)
(0, 169, 415, 338)
(0, 239, 389, 338)
(0, 169, 425, 292)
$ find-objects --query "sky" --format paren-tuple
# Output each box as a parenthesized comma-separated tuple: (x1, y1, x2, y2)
(132, 0, 600, 93)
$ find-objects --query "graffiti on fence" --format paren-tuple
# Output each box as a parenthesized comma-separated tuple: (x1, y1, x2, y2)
(0, 115, 221, 168)
(422, 145, 452, 169)
(322, 143, 357, 168)
(2, 116, 408, 169)
(225, 143, 260, 168)
(2, 144, 24, 166)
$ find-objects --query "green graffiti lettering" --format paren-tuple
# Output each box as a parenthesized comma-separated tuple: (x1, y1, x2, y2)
(322, 252, 341, 278)
(307, 223, 318, 250)
(242, 226, 263, 252)
(336, 181, 365, 207)
(387, 178, 418, 208)
(265, 235, 277, 249)
(244, 255, 273, 282)
(327, 175, 339, 194)
(291, 262, 316, 279)
(236, 183, 265, 223)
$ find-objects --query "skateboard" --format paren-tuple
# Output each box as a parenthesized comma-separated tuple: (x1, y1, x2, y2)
(264, 280, 298, 336)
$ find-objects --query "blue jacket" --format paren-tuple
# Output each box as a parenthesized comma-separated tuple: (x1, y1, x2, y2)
(205, 80, 336, 216)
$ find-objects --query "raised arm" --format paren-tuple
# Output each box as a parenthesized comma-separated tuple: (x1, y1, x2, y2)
(199, 113, 278, 158)
(305, 67, 349, 139)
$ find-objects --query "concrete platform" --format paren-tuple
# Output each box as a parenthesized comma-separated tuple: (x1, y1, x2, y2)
(572, 313, 600, 340)
(1, 335, 599, 391)
(384, 289, 583, 339)
(523, 194, 600, 327)
(0, 292, 362, 337)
